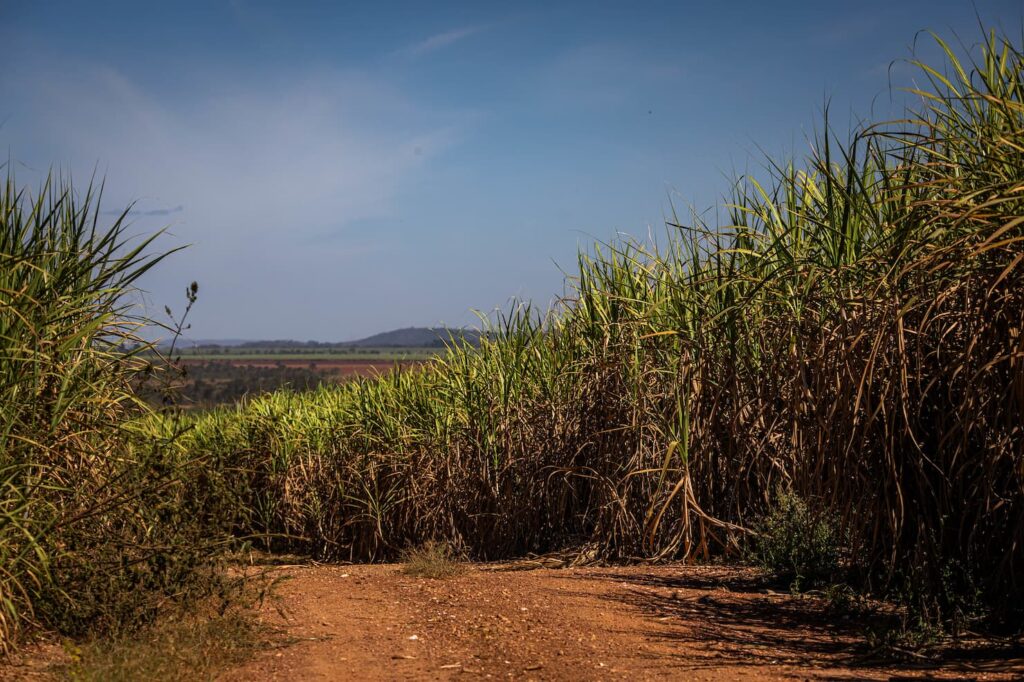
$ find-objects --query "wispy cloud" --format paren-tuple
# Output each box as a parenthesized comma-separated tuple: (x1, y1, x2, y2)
(140, 204, 184, 216)
(0, 55, 464, 336)
(397, 25, 485, 59)
(5, 62, 454, 237)
(105, 204, 185, 216)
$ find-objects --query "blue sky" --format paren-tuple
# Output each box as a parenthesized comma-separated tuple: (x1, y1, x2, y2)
(2, 1, 1021, 341)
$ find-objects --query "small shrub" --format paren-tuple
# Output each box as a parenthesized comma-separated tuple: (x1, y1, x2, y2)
(400, 541, 464, 579)
(864, 617, 944, 661)
(897, 558, 985, 638)
(748, 490, 840, 590)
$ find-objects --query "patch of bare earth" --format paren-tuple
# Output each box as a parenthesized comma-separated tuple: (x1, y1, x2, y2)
(0, 641, 65, 681)
(222, 564, 1023, 681)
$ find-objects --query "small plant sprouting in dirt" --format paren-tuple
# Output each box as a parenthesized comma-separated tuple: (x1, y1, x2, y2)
(864, 616, 945, 662)
(747, 490, 840, 591)
(823, 583, 860, 614)
(400, 540, 464, 579)
(933, 559, 985, 637)
(864, 558, 986, 659)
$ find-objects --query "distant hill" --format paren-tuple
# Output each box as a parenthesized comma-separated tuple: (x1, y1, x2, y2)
(345, 327, 481, 348)
(168, 327, 482, 350)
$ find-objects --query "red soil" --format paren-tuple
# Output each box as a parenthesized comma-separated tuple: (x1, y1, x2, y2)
(225, 563, 1024, 681)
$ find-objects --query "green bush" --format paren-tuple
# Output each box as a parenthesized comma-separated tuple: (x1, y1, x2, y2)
(748, 491, 840, 589)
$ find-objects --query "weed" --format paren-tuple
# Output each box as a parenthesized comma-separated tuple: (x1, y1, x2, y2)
(864, 617, 945, 662)
(748, 491, 840, 590)
(400, 541, 464, 579)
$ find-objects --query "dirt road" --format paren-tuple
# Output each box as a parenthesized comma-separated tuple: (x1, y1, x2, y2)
(224, 563, 1022, 681)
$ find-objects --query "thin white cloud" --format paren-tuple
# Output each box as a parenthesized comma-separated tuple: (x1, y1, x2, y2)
(0, 55, 464, 337)
(4, 61, 453, 237)
(398, 25, 485, 59)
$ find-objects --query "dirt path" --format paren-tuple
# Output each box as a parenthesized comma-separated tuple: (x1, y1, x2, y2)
(223, 564, 1022, 681)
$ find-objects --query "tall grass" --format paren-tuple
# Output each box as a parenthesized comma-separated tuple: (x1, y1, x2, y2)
(170, 28, 1024, 629)
(0, 173, 230, 651)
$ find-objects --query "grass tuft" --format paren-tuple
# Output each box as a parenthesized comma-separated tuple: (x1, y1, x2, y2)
(400, 541, 464, 579)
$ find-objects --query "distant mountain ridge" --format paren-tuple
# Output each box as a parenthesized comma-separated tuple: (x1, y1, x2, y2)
(346, 327, 482, 348)
(172, 327, 482, 349)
